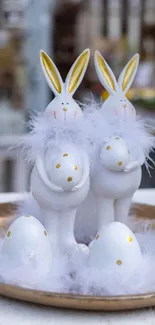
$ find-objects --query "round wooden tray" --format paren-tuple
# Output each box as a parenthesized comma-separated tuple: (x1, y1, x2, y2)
(0, 201, 155, 311)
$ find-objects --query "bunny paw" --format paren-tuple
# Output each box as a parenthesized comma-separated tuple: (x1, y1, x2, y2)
(124, 161, 140, 172)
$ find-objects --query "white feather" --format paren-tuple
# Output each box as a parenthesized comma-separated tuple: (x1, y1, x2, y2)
(0, 228, 155, 295)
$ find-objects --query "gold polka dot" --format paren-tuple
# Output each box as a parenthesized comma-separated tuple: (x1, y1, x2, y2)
(44, 231, 48, 236)
(115, 137, 120, 140)
(73, 165, 78, 170)
(96, 234, 99, 240)
(56, 163, 61, 168)
(63, 153, 68, 157)
(7, 231, 11, 237)
(68, 177, 72, 182)
(106, 146, 111, 150)
(117, 161, 122, 166)
(128, 235, 132, 243)
(25, 215, 31, 218)
(116, 259, 122, 266)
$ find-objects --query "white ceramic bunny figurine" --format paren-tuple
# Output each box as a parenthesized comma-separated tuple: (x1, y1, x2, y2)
(40, 48, 90, 121)
(30, 143, 90, 257)
(91, 51, 144, 229)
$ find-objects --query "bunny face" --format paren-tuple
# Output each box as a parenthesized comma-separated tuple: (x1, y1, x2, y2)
(45, 92, 82, 121)
(94, 51, 139, 122)
(40, 49, 90, 121)
(101, 91, 136, 121)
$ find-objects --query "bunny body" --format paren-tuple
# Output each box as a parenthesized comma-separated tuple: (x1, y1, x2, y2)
(92, 166, 141, 199)
(91, 163, 141, 227)
(92, 134, 142, 198)
(91, 137, 142, 228)
(93, 52, 144, 230)
(30, 144, 90, 257)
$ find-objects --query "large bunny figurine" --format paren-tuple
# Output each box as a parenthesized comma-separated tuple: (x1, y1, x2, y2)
(29, 49, 91, 256)
(40, 48, 90, 121)
(30, 143, 90, 257)
(92, 51, 145, 229)
(18, 49, 92, 252)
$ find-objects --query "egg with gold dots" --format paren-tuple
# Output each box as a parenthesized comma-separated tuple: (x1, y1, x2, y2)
(46, 147, 83, 190)
(0, 215, 52, 271)
(100, 137, 130, 171)
(89, 222, 142, 271)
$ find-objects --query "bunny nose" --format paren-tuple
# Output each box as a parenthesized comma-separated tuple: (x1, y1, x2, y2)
(123, 104, 127, 108)
(63, 107, 68, 112)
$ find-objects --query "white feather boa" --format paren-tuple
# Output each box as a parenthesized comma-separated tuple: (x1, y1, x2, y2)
(21, 105, 154, 172)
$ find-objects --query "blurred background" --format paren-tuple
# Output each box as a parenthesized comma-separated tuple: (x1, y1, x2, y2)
(0, 0, 155, 193)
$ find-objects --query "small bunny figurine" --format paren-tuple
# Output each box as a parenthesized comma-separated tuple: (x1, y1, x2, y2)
(91, 51, 144, 230)
(40, 48, 90, 121)
(30, 143, 90, 257)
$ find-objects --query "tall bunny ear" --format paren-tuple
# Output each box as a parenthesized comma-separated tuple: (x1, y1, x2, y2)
(40, 50, 63, 96)
(65, 49, 90, 95)
(94, 50, 118, 95)
(118, 54, 139, 94)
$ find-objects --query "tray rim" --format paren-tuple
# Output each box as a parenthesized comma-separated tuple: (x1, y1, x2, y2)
(1, 283, 155, 311)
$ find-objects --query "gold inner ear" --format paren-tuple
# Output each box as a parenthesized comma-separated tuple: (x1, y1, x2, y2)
(122, 56, 137, 91)
(41, 52, 62, 93)
(68, 50, 89, 93)
(97, 53, 116, 91)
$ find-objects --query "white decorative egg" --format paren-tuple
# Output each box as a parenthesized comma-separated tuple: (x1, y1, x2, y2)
(100, 137, 130, 171)
(1, 215, 52, 271)
(46, 147, 83, 190)
(89, 222, 142, 271)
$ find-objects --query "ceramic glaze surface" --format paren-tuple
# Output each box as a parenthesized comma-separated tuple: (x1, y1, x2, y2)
(31, 165, 90, 210)
(1, 216, 51, 269)
(100, 137, 130, 172)
(33, 144, 90, 208)
(89, 222, 142, 270)
(91, 164, 142, 199)
(46, 147, 83, 191)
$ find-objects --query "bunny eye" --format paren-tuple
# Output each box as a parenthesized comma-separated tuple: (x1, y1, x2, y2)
(62, 103, 64, 105)
(120, 100, 123, 102)
(67, 103, 69, 105)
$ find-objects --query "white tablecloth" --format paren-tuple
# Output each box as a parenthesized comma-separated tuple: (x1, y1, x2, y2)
(0, 190, 155, 325)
